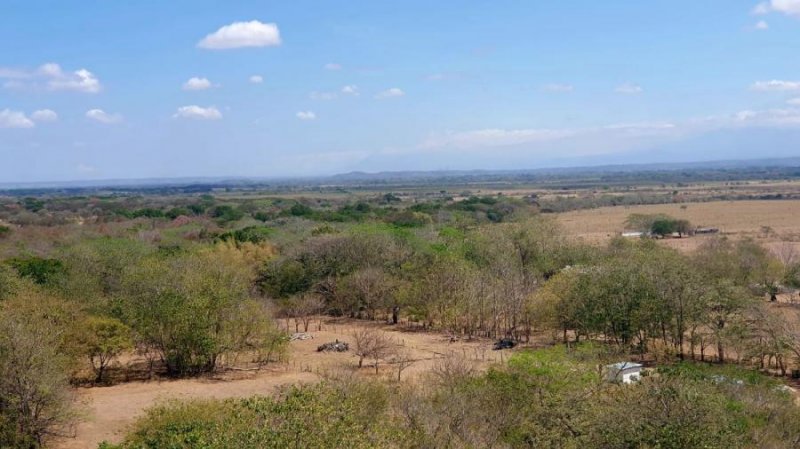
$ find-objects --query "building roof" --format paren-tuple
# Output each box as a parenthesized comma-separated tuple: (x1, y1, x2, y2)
(606, 362, 643, 370)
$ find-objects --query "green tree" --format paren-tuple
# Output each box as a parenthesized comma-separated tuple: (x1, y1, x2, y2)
(78, 316, 133, 383)
(121, 246, 280, 375)
(7, 256, 66, 286)
(0, 291, 78, 448)
(651, 218, 676, 237)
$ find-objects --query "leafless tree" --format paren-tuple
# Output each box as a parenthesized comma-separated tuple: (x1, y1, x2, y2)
(391, 347, 416, 381)
(295, 293, 325, 332)
(352, 328, 395, 374)
(776, 242, 799, 268)
(430, 352, 476, 392)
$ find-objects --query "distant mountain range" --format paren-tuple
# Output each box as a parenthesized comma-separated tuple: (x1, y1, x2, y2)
(328, 156, 800, 182)
(2, 156, 800, 192)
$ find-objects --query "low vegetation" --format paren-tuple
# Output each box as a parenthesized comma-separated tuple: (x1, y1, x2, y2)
(1, 180, 800, 448)
(105, 347, 800, 449)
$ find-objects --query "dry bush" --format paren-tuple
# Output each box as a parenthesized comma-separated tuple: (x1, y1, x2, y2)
(429, 352, 476, 389)
(352, 328, 396, 374)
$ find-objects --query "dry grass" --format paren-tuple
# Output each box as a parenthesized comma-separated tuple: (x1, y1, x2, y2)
(557, 200, 800, 249)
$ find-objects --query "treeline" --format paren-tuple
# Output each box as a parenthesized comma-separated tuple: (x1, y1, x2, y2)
(107, 346, 800, 449)
(0, 240, 287, 446)
(260, 219, 800, 370)
(0, 192, 536, 229)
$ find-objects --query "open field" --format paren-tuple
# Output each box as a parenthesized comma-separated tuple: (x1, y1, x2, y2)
(53, 319, 508, 449)
(557, 200, 800, 247)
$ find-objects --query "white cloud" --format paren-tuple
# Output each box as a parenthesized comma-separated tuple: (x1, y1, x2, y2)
(0, 109, 35, 128)
(753, 0, 800, 16)
(427, 73, 447, 81)
(31, 109, 58, 122)
(731, 108, 800, 126)
(249, 75, 263, 84)
(543, 83, 574, 92)
(296, 111, 316, 120)
(324, 63, 342, 71)
(615, 83, 643, 94)
(86, 109, 123, 124)
(182, 77, 213, 90)
(751, 80, 800, 91)
(309, 91, 337, 100)
(173, 105, 223, 120)
(341, 85, 359, 96)
(45, 65, 101, 93)
(375, 87, 405, 99)
(788, 97, 800, 105)
(755, 20, 770, 29)
(0, 63, 101, 93)
(197, 20, 281, 50)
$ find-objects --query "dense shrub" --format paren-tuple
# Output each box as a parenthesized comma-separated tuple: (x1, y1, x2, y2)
(110, 382, 394, 449)
(7, 256, 65, 286)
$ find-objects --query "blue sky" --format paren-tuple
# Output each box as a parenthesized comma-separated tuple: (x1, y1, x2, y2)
(2, 0, 800, 182)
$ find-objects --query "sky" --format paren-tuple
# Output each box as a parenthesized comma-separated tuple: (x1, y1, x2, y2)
(2, 0, 800, 182)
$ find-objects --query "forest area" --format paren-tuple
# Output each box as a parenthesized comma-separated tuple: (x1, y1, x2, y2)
(1, 189, 800, 448)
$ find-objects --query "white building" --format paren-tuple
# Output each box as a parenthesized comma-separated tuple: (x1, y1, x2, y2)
(604, 362, 643, 384)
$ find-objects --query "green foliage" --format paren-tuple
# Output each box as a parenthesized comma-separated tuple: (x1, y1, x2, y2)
(121, 247, 283, 375)
(6, 256, 66, 286)
(252, 211, 272, 222)
(20, 197, 45, 212)
(288, 202, 313, 217)
(0, 225, 10, 239)
(165, 207, 191, 219)
(0, 292, 78, 448)
(58, 237, 154, 304)
(187, 203, 206, 215)
(210, 205, 244, 223)
(78, 316, 133, 383)
(131, 208, 165, 219)
(116, 382, 394, 449)
(216, 226, 273, 244)
(651, 218, 677, 236)
(586, 376, 748, 449)
(258, 259, 313, 298)
(382, 192, 401, 203)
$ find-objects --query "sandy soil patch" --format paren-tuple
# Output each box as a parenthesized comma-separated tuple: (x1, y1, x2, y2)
(53, 319, 510, 449)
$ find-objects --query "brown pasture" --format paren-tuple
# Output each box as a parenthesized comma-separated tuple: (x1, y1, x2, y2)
(556, 200, 800, 251)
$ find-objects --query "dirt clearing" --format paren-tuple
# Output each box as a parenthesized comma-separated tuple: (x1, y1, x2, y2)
(53, 319, 509, 449)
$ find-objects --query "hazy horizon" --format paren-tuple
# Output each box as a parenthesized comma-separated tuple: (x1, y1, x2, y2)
(3, 1, 800, 183)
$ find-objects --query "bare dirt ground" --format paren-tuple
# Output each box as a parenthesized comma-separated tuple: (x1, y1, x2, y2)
(556, 200, 800, 251)
(53, 319, 508, 449)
